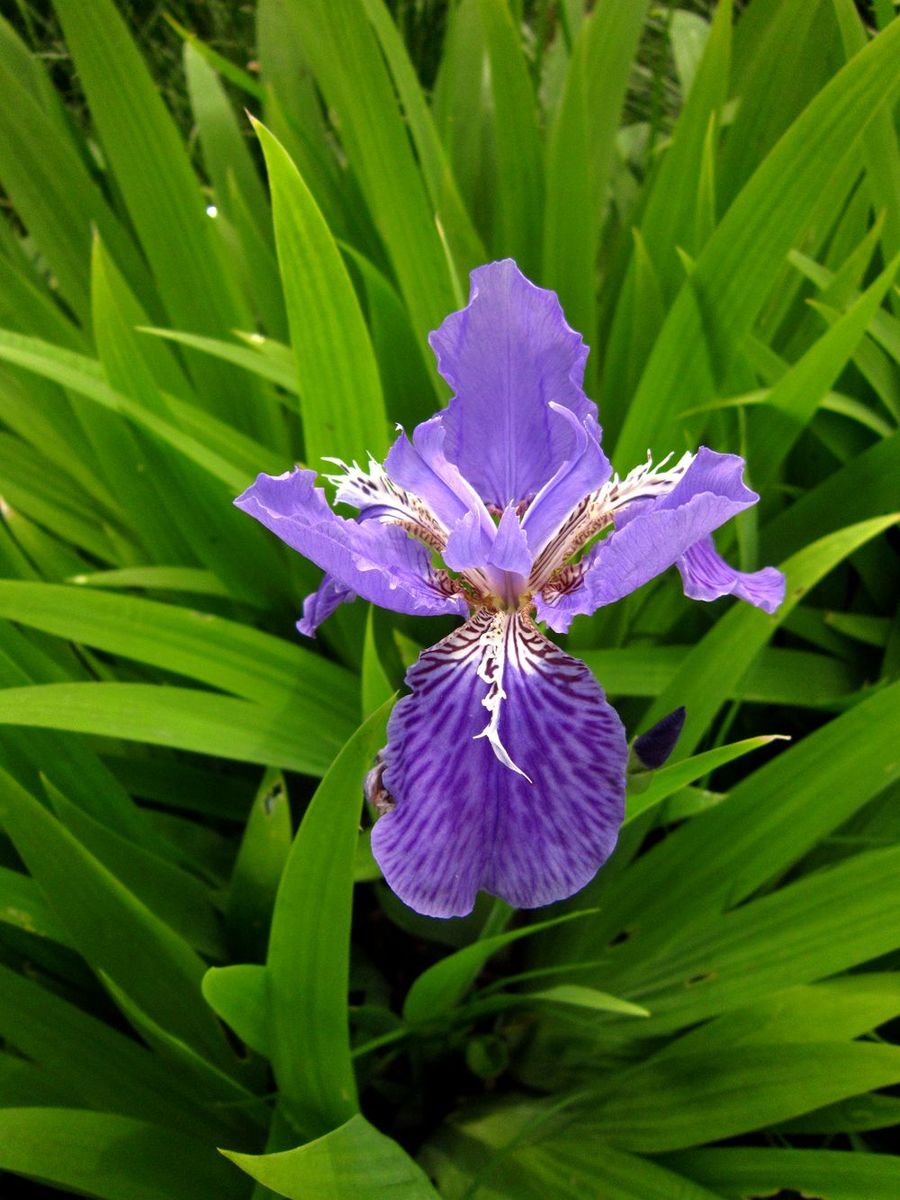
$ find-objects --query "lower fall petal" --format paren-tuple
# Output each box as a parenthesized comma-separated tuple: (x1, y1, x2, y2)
(370, 612, 627, 918)
(677, 535, 786, 613)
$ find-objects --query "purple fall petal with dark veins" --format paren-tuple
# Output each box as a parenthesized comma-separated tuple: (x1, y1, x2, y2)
(296, 573, 356, 638)
(535, 448, 761, 632)
(234, 469, 467, 622)
(430, 260, 597, 508)
(677, 535, 786, 614)
(370, 612, 627, 918)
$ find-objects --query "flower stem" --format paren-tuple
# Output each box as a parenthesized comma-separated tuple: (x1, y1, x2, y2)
(478, 897, 515, 940)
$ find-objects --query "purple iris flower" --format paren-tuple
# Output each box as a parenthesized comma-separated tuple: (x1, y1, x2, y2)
(235, 261, 784, 919)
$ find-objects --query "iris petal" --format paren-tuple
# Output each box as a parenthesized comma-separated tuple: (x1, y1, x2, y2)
(523, 405, 611, 560)
(430, 260, 597, 508)
(296, 573, 356, 638)
(370, 612, 627, 917)
(677, 535, 786, 613)
(487, 506, 533, 577)
(535, 448, 762, 632)
(384, 415, 494, 535)
(234, 469, 467, 622)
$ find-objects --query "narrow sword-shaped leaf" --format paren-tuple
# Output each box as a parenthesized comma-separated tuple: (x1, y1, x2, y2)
(224, 1114, 441, 1200)
(0, 769, 237, 1073)
(0, 683, 349, 776)
(641, 515, 898, 753)
(615, 16, 900, 465)
(254, 119, 388, 467)
(0, 1108, 246, 1200)
(0, 581, 356, 717)
(267, 701, 392, 1136)
(667, 1148, 900, 1200)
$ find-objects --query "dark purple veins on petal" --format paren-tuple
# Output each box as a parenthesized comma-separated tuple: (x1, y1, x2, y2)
(370, 611, 628, 918)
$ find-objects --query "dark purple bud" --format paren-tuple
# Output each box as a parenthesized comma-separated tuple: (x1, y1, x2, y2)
(633, 707, 686, 770)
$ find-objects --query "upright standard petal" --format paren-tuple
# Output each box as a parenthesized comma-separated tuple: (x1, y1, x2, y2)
(370, 612, 627, 918)
(677, 535, 785, 613)
(536, 448, 762, 632)
(430, 260, 597, 508)
(384, 415, 494, 536)
(234, 469, 467, 622)
(522, 405, 611, 561)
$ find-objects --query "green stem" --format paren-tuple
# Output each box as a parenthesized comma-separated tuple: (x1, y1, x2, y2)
(478, 896, 515, 941)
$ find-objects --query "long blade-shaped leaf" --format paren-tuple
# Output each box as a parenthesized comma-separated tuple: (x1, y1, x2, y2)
(254, 120, 388, 466)
(267, 701, 392, 1136)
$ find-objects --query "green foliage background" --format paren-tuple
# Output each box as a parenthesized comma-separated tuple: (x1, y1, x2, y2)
(0, 1, 898, 1196)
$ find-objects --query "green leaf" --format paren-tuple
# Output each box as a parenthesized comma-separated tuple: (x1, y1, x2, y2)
(0, 580, 356, 719)
(403, 911, 593, 1025)
(615, 15, 900, 465)
(0, 768, 235, 1072)
(624, 735, 786, 825)
(202, 963, 271, 1057)
(583, 644, 859, 707)
(358, 0, 485, 279)
(275, 0, 458, 352)
(0, 434, 124, 562)
(0, 18, 151, 319)
(641, 0, 731, 285)
(362, 608, 395, 719)
(641, 515, 899, 755)
(516, 984, 648, 1019)
(184, 43, 269, 226)
(761, 432, 900, 560)
(423, 1103, 725, 1200)
(477, 0, 543, 274)
(226, 771, 293, 962)
(0, 963, 230, 1139)
(166, 15, 266, 101)
(718, 0, 826, 207)
(267, 700, 392, 1136)
(832, 0, 900, 269)
(0, 328, 254, 489)
(582, 682, 900, 977)
(0, 682, 348, 775)
(183, 41, 288, 344)
(223, 1113, 440, 1200)
(667, 1148, 900, 1200)
(51, 0, 259, 431)
(587, 1042, 900, 1151)
(747, 251, 900, 485)
(775, 1092, 900, 1134)
(69, 566, 238, 602)
(139, 327, 298, 392)
(0, 865, 71, 944)
(254, 119, 388, 466)
(46, 779, 225, 959)
(613, 844, 900, 1036)
(543, 1, 652, 388)
(0, 1108, 245, 1200)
